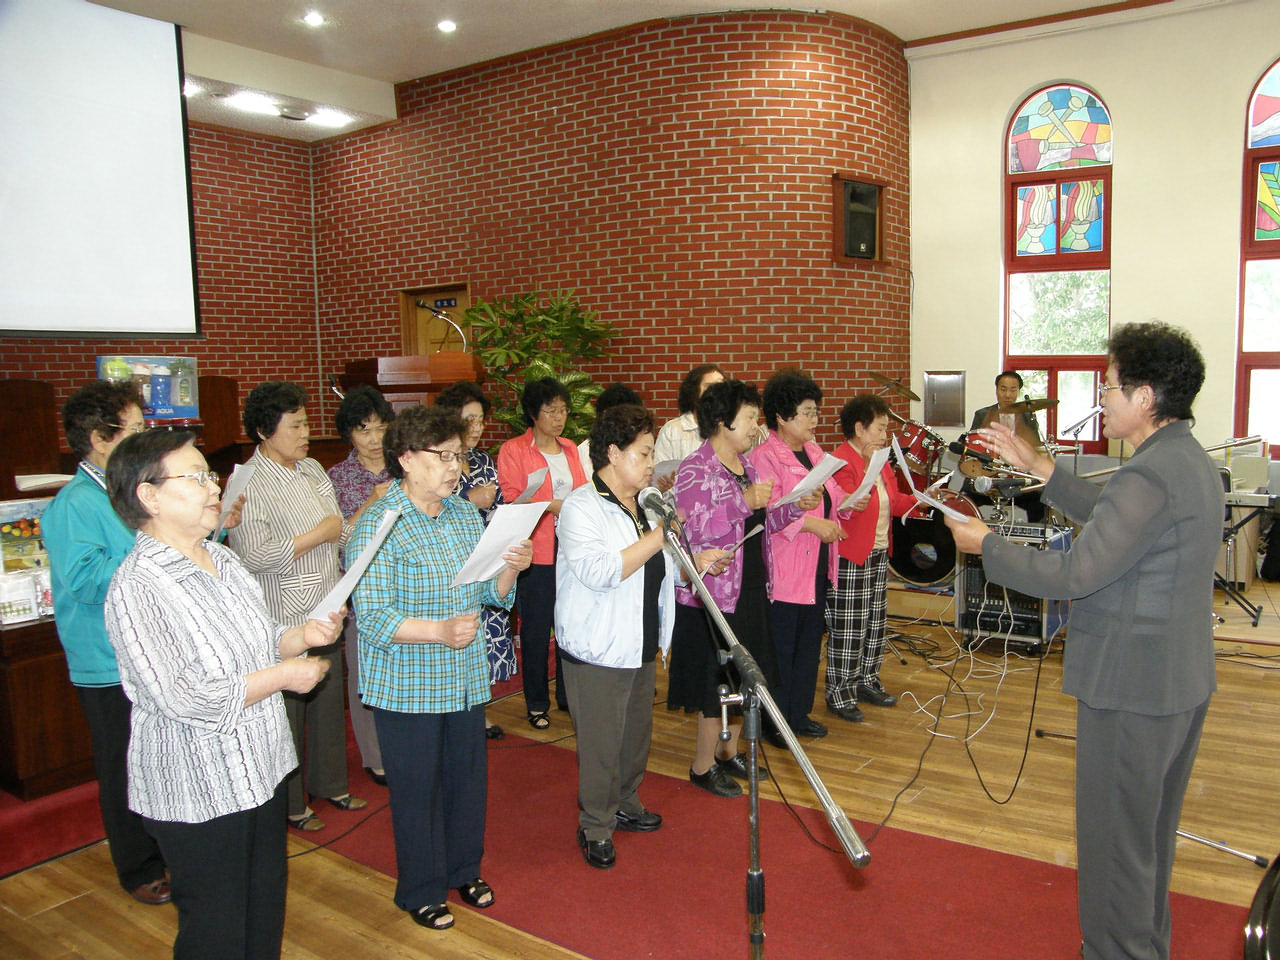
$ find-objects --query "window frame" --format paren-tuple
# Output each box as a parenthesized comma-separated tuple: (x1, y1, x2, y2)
(1235, 134, 1280, 451)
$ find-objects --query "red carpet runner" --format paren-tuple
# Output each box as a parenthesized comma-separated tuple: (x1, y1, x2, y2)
(321, 735, 1247, 960)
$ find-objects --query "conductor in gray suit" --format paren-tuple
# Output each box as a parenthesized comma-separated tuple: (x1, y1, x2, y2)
(946, 321, 1221, 960)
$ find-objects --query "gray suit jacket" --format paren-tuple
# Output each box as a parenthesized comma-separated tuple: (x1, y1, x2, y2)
(982, 419, 1221, 715)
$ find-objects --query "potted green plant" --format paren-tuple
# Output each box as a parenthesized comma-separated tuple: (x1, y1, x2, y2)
(465, 290, 613, 443)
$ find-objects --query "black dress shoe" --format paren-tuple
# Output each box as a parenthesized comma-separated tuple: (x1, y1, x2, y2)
(857, 680, 898, 707)
(615, 808, 662, 832)
(577, 827, 616, 868)
(716, 752, 768, 780)
(792, 718, 828, 738)
(689, 764, 743, 797)
(763, 728, 788, 749)
(826, 700, 866, 723)
(363, 766, 387, 786)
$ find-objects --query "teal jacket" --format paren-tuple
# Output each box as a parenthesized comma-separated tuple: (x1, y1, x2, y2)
(43, 465, 135, 686)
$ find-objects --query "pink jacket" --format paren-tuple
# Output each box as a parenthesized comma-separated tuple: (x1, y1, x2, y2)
(497, 429, 588, 565)
(747, 431, 842, 605)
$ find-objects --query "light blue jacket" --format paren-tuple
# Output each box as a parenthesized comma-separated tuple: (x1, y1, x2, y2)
(43, 465, 135, 686)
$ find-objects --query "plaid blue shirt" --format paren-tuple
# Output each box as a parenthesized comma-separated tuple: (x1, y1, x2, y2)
(347, 481, 515, 713)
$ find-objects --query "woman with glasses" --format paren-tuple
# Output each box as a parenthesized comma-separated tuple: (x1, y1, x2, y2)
(435, 380, 513, 738)
(228, 381, 364, 832)
(104, 429, 342, 960)
(327, 384, 394, 786)
(948, 322, 1222, 960)
(349, 406, 532, 931)
(497, 376, 588, 729)
(747, 370, 845, 744)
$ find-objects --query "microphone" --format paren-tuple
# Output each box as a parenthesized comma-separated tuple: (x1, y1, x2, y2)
(973, 475, 1028, 496)
(948, 440, 995, 466)
(638, 486, 678, 524)
(1062, 404, 1104, 436)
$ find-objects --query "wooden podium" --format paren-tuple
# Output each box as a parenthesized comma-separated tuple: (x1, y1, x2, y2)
(339, 353, 484, 411)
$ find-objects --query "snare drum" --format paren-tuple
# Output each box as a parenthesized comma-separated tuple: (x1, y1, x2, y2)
(898, 421, 945, 486)
(889, 490, 979, 586)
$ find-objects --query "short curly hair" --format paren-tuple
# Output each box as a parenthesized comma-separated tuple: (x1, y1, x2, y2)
(335, 384, 394, 443)
(520, 377, 570, 427)
(589, 404, 656, 472)
(695, 379, 761, 440)
(383, 406, 466, 480)
(762, 369, 822, 430)
(434, 380, 492, 416)
(243, 381, 307, 443)
(677, 364, 726, 415)
(838, 394, 890, 439)
(106, 430, 197, 529)
(1108, 321, 1205, 423)
(63, 381, 143, 458)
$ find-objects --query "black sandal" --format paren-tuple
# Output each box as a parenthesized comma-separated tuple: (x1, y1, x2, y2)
(457, 877, 494, 909)
(412, 903, 454, 930)
(485, 723, 505, 740)
(527, 711, 550, 730)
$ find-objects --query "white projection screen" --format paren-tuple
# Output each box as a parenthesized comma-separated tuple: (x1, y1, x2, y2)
(0, 0, 199, 337)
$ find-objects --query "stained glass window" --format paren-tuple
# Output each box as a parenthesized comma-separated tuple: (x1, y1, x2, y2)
(1008, 85, 1112, 174)
(1005, 84, 1111, 450)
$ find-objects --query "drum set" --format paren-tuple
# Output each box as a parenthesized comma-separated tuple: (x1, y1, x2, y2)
(863, 372, 1062, 588)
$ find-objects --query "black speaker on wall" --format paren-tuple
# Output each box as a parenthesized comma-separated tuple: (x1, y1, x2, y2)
(842, 179, 880, 259)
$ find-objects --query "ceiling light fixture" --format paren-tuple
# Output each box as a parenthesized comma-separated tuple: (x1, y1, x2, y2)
(438, 20, 457, 33)
(308, 108, 353, 128)
(183, 79, 203, 98)
(303, 11, 326, 28)
(225, 91, 280, 116)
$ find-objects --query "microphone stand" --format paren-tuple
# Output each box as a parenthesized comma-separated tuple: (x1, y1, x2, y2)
(657, 514, 870, 959)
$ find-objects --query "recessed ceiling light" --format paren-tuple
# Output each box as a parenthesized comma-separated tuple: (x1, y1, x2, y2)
(183, 79, 203, 98)
(303, 11, 326, 28)
(438, 20, 457, 33)
(225, 91, 280, 116)
(308, 108, 353, 128)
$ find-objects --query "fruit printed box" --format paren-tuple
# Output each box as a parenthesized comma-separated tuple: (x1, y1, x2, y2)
(0, 498, 51, 573)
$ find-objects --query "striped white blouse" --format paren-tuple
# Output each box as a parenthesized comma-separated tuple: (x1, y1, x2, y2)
(105, 535, 295, 823)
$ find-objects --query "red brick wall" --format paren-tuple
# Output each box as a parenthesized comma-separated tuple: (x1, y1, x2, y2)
(0, 126, 317, 447)
(5, 10, 909, 452)
(313, 10, 910, 447)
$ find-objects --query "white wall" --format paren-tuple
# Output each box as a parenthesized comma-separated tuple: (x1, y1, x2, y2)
(908, 0, 1271, 446)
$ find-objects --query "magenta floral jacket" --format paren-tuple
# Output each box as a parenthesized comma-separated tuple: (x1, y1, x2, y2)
(672, 440, 803, 613)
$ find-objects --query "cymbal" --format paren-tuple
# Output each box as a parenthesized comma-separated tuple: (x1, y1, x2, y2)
(863, 371, 920, 401)
(1007, 397, 1059, 414)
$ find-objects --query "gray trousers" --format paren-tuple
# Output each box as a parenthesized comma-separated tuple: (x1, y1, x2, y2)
(1076, 697, 1209, 960)
(343, 615, 382, 771)
(282, 646, 349, 817)
(561, 658, 656, 841)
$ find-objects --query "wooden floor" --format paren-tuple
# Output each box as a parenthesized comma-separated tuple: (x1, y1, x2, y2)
(4, 579, 1279, 958)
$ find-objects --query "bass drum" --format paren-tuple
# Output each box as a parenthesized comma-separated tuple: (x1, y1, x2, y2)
(889, 490, 979, 586)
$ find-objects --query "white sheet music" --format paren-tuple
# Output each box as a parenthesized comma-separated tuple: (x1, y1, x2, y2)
(450, 502, 548, 586)
(513, 467, 548, 504)
(777, 454, 846, 505)
(211, 461, 255, 543)
(307, 508, 400, 620)
(837, 447, 890, 509)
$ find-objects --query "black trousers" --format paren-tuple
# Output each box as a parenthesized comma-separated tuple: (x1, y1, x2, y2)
(516, 562, 566, 712)
(144, 784, 288, 960)
(74, 684, 166, 891)
(373, 704, 487, 912)
(767, 580, 827, 731)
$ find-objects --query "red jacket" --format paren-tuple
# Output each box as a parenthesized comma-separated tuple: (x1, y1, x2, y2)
(831, 440, 917, 565)
(496, 429, 588, 565)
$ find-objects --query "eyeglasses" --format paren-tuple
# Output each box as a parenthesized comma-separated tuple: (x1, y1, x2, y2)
(462, 414, 486, 424)
(108, 422, 147, 435)
(1097, 383, 1125, 404)
(159, 470, 220, 487)
(420, 448, 462, 462)
(793, 406, 820, 420)
(541, 405, 569, 417)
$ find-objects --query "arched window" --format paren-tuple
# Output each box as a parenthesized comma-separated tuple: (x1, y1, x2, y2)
(1237, 59, 1280, 452)
(1004, 84, 1111, 452)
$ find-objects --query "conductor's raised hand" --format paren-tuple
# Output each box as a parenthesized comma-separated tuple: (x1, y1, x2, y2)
(975, 422, 1053, 480)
